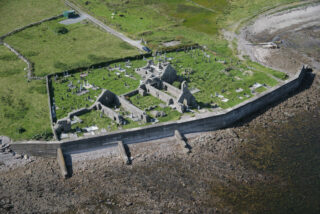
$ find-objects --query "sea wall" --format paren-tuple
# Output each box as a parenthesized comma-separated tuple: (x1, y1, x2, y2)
(10, 67, 307, 157)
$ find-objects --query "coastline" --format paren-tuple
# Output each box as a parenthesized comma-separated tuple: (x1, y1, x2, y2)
(1, 3, 320, 213)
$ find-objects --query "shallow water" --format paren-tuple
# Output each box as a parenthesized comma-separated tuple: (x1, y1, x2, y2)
(213, 106, 320, 213)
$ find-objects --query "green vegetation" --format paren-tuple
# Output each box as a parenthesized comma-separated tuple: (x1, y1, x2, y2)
(154, 50, 279, 108)
(53, 47, 282, 121)
(0, 46, 52, 140)
(4, 18, 140, 76)
(129, 94, 182, 123)
(0, 0, 67, 35)
(71, 110, 142, 132)
(246, 60, 288, 80)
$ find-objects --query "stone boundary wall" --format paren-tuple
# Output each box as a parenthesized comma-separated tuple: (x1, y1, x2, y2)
(122, 90, 139, 98)
(2, 42, 34, 80)
(0, 15, 63, 40)
(1, 15, 63, 80)
(10, 67, 307, 157)
(47, 53, 152, 79)
(67, 108, 92, 119)
(46, 76, 58, 140)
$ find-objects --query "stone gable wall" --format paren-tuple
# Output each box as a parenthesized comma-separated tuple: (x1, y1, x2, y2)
(118, 96, 149, 122)
(146, 84, 174, 105)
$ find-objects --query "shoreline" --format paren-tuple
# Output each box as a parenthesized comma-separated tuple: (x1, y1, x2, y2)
(1, 3, 320, 213)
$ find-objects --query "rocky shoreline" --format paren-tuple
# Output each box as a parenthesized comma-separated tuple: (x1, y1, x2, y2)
(1, 4, 320, 214)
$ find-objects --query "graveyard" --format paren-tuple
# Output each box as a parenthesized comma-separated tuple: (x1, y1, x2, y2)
(50, 47, 286, 139)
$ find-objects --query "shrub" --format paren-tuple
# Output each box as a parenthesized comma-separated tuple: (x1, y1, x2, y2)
(172, 81, 181, 88)
(54, 26, 68, 34)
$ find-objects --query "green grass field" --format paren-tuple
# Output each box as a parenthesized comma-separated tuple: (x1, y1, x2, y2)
(0, 0, 67, 36)
(4, 18, 140, 76)
(70, 0, 298, 53)
(0, 46, 52, 140)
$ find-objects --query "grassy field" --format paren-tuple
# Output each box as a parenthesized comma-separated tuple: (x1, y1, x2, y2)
(70, 0, 299, 52)
(0, 46, 52, 140)
(4, 17, 140, 76)
(0, 0, 67, 36)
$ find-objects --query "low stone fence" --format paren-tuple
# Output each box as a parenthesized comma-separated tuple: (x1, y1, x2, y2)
(0, 15, 63, 40)
(2, 42, 34, 80)
(47, 53, 152, 79)
(10, 67, 308, 157)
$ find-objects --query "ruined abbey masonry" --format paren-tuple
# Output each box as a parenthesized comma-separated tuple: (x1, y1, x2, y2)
(98, 102, 123, 124)
(10, 67, 307, 157)
(122, 89, 139, 98)
(145, 84, 174, 105)
(163, 82, 181, 98)
(118, 96, 149, 122)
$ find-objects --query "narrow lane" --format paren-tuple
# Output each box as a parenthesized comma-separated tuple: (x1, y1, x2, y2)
(65, 0, 145, 51)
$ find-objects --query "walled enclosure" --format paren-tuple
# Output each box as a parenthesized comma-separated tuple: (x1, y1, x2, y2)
(10, 67, 308, 157)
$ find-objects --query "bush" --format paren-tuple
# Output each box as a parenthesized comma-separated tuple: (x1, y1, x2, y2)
(54, 26, 68, 34)
(172, 81, 181, 88)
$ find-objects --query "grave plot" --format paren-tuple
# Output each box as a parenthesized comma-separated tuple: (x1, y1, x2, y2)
(4, 17, 140, 76)
(70, 108, 143, 137)
(148, 49, 281, 108)
(52, 60, 143, 119)
(51, 48, 287, 139)
(128, 94, 182, 123)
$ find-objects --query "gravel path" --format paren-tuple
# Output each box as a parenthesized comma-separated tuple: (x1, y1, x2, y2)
(59, 15, 87, 25)
(65, 0, 145, 51)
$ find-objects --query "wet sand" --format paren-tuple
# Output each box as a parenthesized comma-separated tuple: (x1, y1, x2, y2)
(238, 3, 320, 74)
